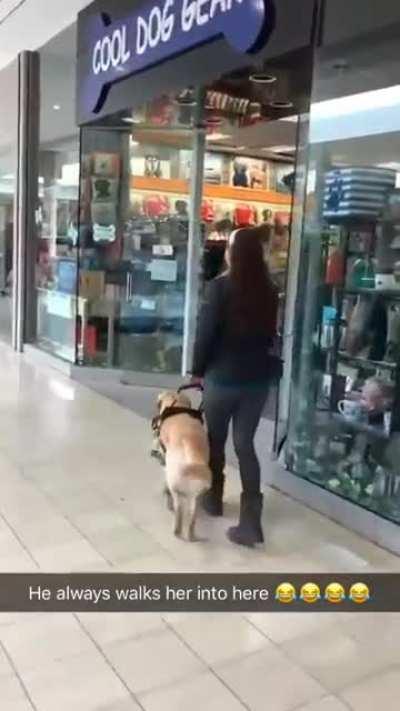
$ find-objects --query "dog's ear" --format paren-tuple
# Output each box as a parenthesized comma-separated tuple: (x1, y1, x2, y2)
(157, 393, 164, 411)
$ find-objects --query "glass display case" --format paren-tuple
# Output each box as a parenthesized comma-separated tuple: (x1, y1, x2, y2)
(286, 33, 400, 526)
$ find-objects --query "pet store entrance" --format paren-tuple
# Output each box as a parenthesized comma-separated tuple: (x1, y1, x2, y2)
(77, 61, 309, 401)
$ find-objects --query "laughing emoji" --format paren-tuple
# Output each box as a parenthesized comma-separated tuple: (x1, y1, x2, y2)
(349, 582, 370, 605)
(325, 582, 346, 604)
(275, 583, 297, 604)
(300, 582, 321, 604)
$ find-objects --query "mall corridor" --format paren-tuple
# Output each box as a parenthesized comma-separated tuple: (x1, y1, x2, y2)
(0, 345, 399, 711)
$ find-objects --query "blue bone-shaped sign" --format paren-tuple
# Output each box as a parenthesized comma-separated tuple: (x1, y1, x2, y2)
(83, 0, 270, 114)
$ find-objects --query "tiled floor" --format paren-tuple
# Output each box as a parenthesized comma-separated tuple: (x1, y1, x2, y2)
(0, 346, 399, 710)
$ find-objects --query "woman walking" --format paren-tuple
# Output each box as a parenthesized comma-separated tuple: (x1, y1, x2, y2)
(191, 226, 279, 547)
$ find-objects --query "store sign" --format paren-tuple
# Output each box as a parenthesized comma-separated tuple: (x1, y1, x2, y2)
(85, 0, 269, 113)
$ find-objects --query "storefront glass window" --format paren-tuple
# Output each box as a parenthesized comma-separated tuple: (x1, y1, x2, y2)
(0, 59, 18, 343)
(77, 80, 297, 376)
(287, 29, 400, 524)
(35, 25, 80, 362)
(79, 94, 197, 372)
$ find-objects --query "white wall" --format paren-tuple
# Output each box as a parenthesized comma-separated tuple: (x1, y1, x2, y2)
(0, 0, 92, 68)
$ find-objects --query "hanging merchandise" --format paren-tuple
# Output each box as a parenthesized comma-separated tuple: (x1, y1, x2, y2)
(92, 153, 120, 178)
(206, 90, 250, 116)
(232, 160, 249, 187)
(385, 303, 400, 363)
(144, 155, 163, 178)
(201, 201, 215, 223)
(91, 202, 118, 243)
(349, 256, 375, 289)
(345, 295, 388, 360)
(326, 246, 345, 286)
(175, 200, 189, 219)
(147, 95, 175, 126)
(234, 203, 254, 227)
(143, 194, 170, 219)
(324, 167, 396, 218)
(92, 177, 119, 202)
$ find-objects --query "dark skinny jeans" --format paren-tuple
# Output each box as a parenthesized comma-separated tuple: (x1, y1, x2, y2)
(203, 381, 269, 496)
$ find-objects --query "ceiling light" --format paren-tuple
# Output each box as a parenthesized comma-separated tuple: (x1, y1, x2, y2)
(123, 116, 141, 124)
(268, 145, 296, 153)
(250, 73, 277, 84)
(270, 100, 294, 109)
(206, 133, 231, 141)
(53, 104, 61, 111)
(312, 84, 400, 119)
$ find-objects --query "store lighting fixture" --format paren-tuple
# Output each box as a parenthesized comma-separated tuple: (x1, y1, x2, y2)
(279, 115, 298, 123)
(268, 145, 296, 153)
(123, 117, 141, 124)
(311, 84, 400, 119)
(270, 100, 294, 109)
(206, 133, 231, 141)
(53, 104, 61, 111)
(57, 163, 80, 186)
(250, 73, 277, 84)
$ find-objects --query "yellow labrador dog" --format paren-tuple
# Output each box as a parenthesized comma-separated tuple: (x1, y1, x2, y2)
(155, 391, 211, 541)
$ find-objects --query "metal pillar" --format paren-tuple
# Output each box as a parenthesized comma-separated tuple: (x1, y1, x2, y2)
(13, 51, 40, 351)
(182, 90, 206, 376)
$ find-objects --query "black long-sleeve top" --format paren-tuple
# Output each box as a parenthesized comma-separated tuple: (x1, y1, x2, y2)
(192, 274, 278, 386)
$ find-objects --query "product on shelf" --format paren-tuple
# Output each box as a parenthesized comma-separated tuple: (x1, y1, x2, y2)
(324, 167, 396, 218)
(143, 194, 170, 218)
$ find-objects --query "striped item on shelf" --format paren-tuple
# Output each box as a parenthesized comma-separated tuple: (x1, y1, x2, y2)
(324, 167, 396, 219)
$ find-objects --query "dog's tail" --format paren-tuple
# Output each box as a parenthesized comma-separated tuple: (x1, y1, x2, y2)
(174, 464, 211, 497)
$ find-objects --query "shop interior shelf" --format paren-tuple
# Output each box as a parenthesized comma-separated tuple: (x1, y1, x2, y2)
(341, 287, 400, 299)
(332, 413, 390, 440)
(337, 352, 398, 371)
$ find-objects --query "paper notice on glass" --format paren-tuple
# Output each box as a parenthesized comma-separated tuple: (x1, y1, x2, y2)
(46, 291, 74, 318)
(153, 244, 174, 256)
(150, 259, 177, 282)
(141, 298, 156, 311)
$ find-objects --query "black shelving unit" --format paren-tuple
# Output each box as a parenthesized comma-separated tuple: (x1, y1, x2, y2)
(320, 215, 400, 435)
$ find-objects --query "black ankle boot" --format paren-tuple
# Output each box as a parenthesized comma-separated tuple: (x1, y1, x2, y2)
(202, 476, 225, 517)
(227, 493, 264, 548)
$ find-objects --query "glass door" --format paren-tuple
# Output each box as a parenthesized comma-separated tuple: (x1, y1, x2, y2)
(79, 92, 198, 380)
(0, 59, 19, 345)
